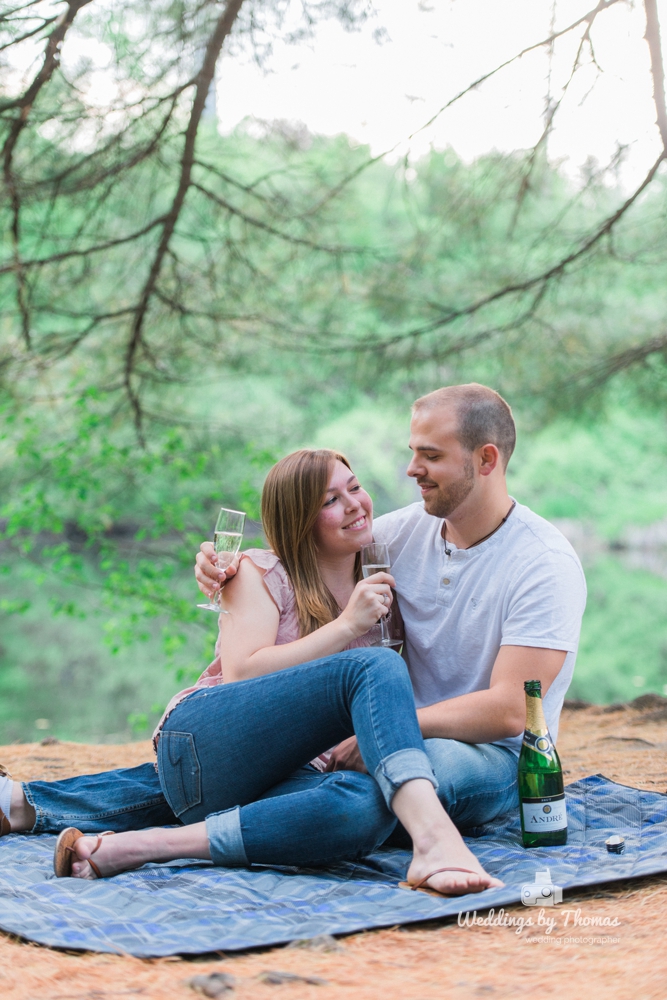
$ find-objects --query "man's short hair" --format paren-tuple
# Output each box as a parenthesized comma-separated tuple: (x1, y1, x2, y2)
(412, 383, 516, 469)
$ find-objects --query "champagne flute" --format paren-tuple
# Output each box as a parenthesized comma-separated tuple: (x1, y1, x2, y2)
(197, 507, 246, 613)
(360, 542, 402, 647)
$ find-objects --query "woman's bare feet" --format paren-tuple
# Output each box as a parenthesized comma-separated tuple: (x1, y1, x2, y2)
(391, 778, 503, 897)
(67, 824, 212, 879)
(405, 831, 503, 896)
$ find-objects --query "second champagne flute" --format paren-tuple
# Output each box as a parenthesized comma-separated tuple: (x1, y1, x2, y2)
(197, 507, 246, 613)
(360, 542, 401, 647)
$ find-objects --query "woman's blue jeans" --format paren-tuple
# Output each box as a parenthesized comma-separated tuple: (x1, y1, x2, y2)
(23, 648, 436, 866)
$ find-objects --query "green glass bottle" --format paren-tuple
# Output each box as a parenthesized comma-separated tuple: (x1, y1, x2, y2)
(518, 679, 567, 847)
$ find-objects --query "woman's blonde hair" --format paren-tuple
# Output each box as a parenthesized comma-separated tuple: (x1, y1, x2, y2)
(261, 449, 362, 637)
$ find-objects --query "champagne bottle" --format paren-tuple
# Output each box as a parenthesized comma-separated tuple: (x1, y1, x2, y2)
(518, 679, 567, 847)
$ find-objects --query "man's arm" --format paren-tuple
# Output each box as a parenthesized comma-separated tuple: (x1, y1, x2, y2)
(326, 644, 566, 772)
(416, 645, 566, 743)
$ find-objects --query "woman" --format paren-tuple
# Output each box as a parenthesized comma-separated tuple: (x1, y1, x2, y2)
(0, 450, 501, 896)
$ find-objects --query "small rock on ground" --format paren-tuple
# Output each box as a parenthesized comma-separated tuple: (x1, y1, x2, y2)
(286, 934, 344, 952)
(258, 970, 328, 985)
(189, 971, 235, 996)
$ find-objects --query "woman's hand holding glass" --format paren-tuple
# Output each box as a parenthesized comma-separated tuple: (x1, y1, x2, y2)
(360, 542, 402, 647)
(338, 572, 395, 640)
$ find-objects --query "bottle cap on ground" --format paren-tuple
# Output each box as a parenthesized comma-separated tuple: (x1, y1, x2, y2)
(605, 835, 625, 854)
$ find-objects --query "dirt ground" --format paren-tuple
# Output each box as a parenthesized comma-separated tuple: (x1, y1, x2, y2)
(2, 696, 667, 1000)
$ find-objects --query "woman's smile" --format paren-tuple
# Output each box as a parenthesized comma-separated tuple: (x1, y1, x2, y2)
(342, 515, 367, 531)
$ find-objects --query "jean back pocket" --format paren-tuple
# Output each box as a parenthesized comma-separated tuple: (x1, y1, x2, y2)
(157, 731, 202, 818)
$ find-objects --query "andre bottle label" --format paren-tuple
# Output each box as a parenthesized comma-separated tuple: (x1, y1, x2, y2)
(521, 794, 567, 831)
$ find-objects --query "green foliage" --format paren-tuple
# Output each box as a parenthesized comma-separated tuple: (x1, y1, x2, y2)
(572, 558, 667, 704)
(0, 553, 180, 743)
(508, 405, 667, 538)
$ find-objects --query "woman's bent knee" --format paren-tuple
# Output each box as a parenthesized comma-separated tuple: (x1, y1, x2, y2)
(341, 646, 408, 682)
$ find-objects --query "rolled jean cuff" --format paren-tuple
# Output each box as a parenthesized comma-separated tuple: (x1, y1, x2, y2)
(205, 806, 249, 867)
(373, 748, 438, 809)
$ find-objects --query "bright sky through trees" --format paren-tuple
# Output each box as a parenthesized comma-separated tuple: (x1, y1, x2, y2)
(10, 1, 664, 185)
(210, 0, 665, 186)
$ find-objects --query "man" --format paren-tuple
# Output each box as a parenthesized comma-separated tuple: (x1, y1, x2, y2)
(196, 383, 587, 829)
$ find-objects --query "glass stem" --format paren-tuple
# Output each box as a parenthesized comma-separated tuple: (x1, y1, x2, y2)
(214, 583, 227, 612)
(380, 614, 390, 646)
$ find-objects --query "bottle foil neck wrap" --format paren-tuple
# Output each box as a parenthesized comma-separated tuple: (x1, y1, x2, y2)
(525, 694, 549, 737)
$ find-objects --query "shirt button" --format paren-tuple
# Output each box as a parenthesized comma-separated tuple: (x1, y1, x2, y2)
(442, 578, 450, 585)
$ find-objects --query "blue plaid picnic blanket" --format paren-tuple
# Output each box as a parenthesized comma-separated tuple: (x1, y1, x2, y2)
(1, 775, 665, 957)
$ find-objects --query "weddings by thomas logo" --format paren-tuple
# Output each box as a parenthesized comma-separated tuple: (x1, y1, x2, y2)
(458, 906, 621, 937)
(458, 870, 620, 941)
(458, 906, 557, 936)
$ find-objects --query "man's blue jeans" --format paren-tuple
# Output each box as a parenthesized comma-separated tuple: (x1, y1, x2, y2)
(23, 648, 436, 866)
(427, 738, 518, 827)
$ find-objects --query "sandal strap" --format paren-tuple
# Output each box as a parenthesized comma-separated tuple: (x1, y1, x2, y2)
(87, 856, 103, 879)
(65, 831, 114, 879)
(409, 867, 478, 891)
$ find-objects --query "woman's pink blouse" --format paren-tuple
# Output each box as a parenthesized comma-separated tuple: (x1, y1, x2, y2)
(153, 549, 401, 770)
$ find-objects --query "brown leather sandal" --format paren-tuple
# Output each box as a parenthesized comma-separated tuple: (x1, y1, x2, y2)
(398, 867, 480, 898)
(0, 764, 12, 837)
(53, 827, 115, 878)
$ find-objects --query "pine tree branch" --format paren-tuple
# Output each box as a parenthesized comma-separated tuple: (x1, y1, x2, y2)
(410, 0, 623, 142)
(574, 333, 667, 389)
(320, 153, 665, 353)
(1, 0, 95, 349)
(122, 0, 247, 443)
(0, 216, 169, 275)
(191, 181, 376, 254)
(0, 14, 57, 53)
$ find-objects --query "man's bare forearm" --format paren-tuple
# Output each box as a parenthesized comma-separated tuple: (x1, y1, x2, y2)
(417, 646, 567, 744)
(417, 687, 524, 744)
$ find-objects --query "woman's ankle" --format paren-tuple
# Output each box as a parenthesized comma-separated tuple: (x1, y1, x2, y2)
(75, 825, 211, 873)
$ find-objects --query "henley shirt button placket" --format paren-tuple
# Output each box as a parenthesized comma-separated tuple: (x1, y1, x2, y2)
(436, 566, 455, 607)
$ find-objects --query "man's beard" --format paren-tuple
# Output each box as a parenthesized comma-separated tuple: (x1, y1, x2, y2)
(422, 457, 475, 518)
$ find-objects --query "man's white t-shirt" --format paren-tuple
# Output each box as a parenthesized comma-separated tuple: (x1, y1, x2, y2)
(373, 500, 587, 755)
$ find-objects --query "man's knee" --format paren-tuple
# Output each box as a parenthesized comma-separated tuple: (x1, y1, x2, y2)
(424, 737, 519, 825)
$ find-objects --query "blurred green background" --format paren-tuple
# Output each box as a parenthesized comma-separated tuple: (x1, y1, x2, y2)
(2, 397, 666, 744)
(2, 2, 666, 743)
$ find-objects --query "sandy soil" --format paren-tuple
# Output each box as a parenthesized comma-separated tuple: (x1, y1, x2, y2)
(1, 697, 667, 1000)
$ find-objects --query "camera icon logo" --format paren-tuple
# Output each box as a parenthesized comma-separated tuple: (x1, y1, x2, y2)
(521, 868, 563, 907)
